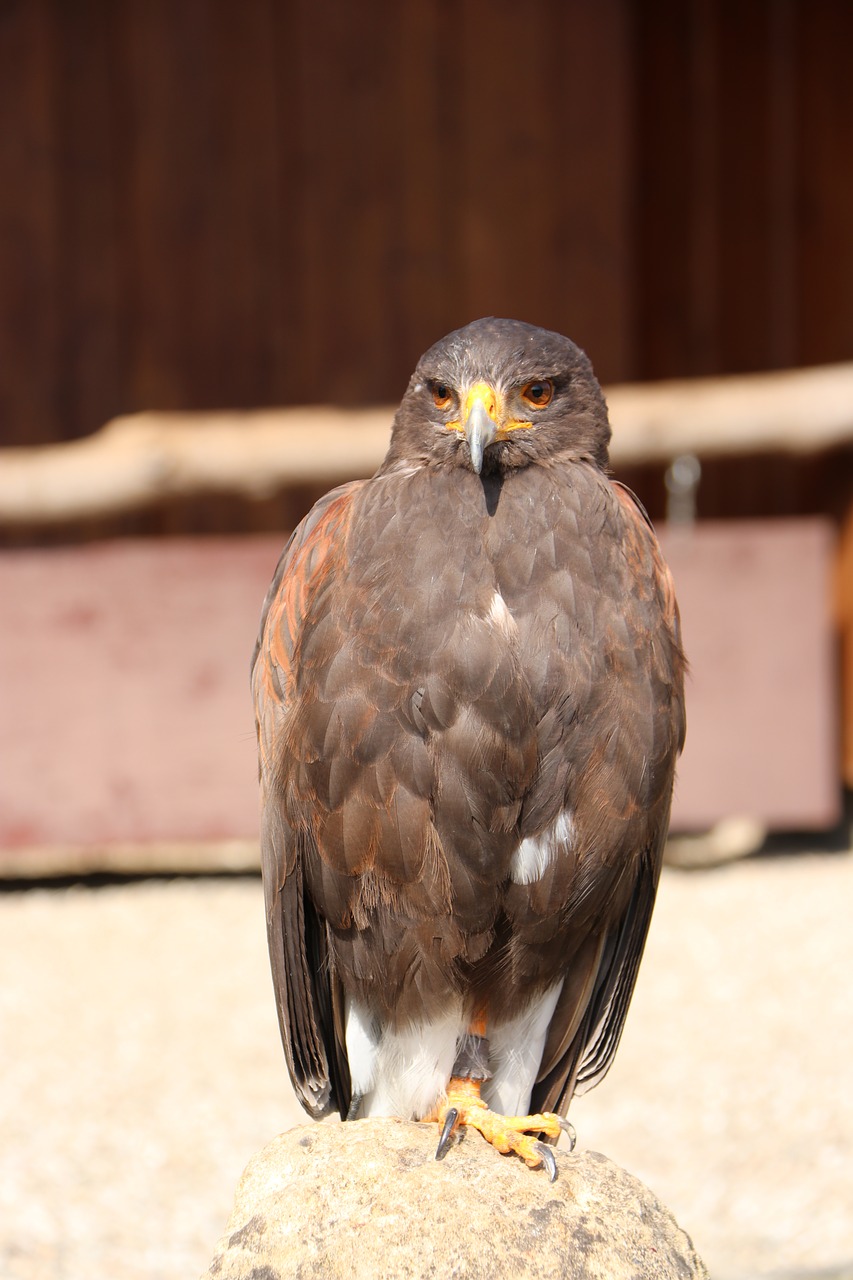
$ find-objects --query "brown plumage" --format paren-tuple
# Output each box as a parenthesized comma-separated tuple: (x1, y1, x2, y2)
(253, 318, 685, 1152)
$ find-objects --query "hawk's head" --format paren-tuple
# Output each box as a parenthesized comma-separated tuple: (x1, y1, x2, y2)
(384, 317, 611, 476)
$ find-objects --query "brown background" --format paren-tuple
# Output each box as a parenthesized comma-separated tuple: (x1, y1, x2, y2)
(2, 0, 852, 449)
(1, 0, 851, 849)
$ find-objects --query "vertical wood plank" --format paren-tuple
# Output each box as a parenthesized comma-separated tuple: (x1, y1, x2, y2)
(714, 3, 771, 373)
(280, 0, 635, 399)
(113, 0, 280, 412)
(633, 0, 700, 377)
(389, 1, 453, 374)
(765, 0, 798, 369)
(0, 0, 60, 444)
(51, 0, 122, 440)
(282, 0, 406, 404)
(448, 0, 634, 381)
(206, 0, 281, 406)
(115, 0, 218, 409)
(2, 0, 853, 448)
(796, 2, 853, 366)
(714, 3, 802, 374)
(548, 0, 634, 381)
(687, 0, 720, 373)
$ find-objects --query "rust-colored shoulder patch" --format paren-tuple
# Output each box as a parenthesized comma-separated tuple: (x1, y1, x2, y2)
(253, 482, 361, 768)
(611, 480, 683, 653)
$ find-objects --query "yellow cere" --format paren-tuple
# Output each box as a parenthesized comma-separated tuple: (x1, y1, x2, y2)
(464, 381, 500, 424)
(445, 381, 534, 437)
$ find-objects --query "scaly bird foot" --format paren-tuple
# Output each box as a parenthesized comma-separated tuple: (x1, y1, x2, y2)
(432, 1077, 575, 1181)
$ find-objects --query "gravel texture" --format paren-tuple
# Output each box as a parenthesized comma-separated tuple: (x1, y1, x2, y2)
(1, 853, 851, 1280)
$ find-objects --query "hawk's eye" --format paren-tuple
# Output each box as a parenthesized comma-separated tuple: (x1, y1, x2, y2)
(432, 382, 452, 409)
(521, 380, 553, 408)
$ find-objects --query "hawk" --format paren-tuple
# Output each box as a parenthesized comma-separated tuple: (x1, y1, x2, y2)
(252, 318, 685, 1178)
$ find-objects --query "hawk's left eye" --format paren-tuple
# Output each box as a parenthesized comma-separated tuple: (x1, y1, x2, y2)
(432, 383, 453, 409)
(521, 380, 553, 408)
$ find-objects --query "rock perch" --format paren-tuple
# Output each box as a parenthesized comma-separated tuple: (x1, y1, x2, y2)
(203, 1120, 708, 1279)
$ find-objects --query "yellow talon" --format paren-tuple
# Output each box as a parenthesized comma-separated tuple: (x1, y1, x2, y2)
(433, 1076, 565, 1179)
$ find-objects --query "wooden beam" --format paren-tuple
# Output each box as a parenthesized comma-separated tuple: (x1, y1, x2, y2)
(2, 363, 853, 525)
(0, 407, 391, 524)
(0, 839, 260, 880)
(606, 362, 853, 463)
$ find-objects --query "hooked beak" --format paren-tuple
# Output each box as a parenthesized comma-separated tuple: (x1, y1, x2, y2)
(462, 382, 499, 474)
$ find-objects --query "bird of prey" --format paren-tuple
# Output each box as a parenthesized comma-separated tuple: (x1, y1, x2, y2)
(252, 317, 685, 1178)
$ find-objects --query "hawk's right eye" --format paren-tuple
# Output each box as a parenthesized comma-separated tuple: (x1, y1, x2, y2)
(432, 383, 452, 409)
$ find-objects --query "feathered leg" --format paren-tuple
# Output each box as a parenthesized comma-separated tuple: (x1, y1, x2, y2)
(431, 1012, 574, 1180)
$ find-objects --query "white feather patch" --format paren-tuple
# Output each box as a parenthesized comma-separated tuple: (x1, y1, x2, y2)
(344, 998, 381, 1096)
(358, 1001, 465, 1120)
(510, 809, 574, 885)
(486, 589, 516, 636)
(484, 982, 564, 1115)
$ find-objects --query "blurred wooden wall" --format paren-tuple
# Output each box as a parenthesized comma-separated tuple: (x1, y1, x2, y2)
(1, 0, 852, 449)
(635, 2, 853, 378)
(2, 0, 852, 858)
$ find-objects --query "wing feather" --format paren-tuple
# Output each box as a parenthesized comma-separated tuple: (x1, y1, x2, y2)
(531, 478, 685, 1120)
(253, 482, 362, 1118)
(531, 841, 662, 1118)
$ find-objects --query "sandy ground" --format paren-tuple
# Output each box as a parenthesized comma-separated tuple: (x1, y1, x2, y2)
(1, 853, 851, 1280)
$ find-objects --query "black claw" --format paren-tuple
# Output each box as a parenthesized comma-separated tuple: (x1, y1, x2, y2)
(345, 1092, 363, 1122)
(535, 1141, 558, 1182)
(558, 1118, 577, 1151)
(435, 1108, 459, 1161)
